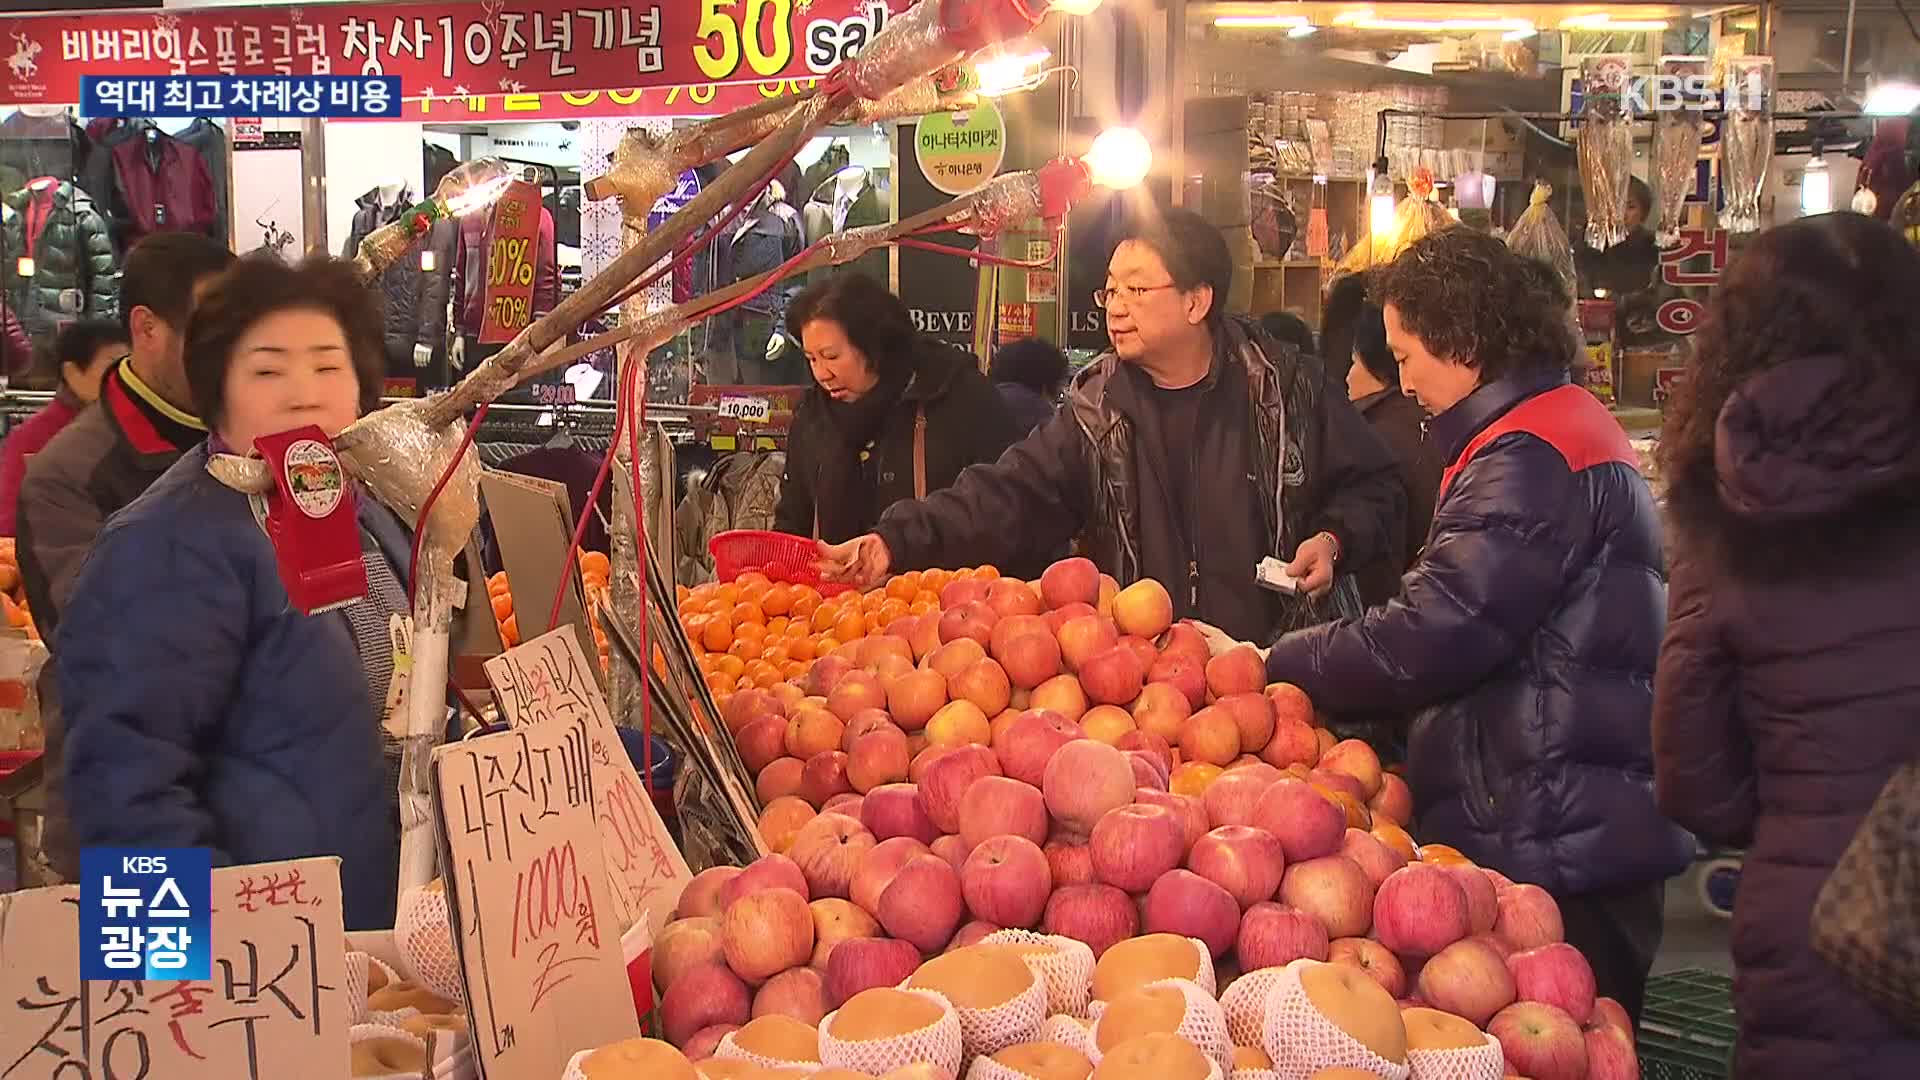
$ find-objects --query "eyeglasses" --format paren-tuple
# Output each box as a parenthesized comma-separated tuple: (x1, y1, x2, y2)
(1093, 283, 1178, 309)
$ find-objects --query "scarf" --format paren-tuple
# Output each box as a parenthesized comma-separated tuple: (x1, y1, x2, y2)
(811, 361, 912, 541)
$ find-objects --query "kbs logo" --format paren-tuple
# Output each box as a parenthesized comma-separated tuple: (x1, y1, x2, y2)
(80, 847, 213, 980)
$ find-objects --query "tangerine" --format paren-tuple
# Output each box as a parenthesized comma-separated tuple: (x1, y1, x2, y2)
(730, 601, 765, 626)
(705, 670, 737, 695)
(975, 564, 1000, 580)
(490, 592, 514, 620)
(788, 636, 818, 662)
(909, 599, 935, 617)
(762, 583, 796, 616)
(715, 654, 747, 679)
(811, 603, 840, 633)
(886, 574, 919, 601)
(832, 610, 866, 642)
(580, 551, 612, 579)
(701, 615, 734, 652)
(877, 598, 910, 624)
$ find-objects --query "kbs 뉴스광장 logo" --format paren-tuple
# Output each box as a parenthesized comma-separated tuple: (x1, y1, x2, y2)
(79, 847, 213, 980)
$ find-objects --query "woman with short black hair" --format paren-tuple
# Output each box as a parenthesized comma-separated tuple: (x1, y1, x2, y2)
(57, 255, 407, 930)
(1261, 227, 1691, 1023)
(989, 338, 1069, 435)
(1342, 301, 1440, 606)
(773, 273, 1025, 557)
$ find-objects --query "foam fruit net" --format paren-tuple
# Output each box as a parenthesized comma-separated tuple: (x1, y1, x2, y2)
(1260, 963, 1410, 1080)
(345, 952, 370, 1025)
(819, 988, 965, 1077)
(1089, 979, 1231, 1071)
(715, 1029, 823, 1071)
(917, 966, 1048, 1059)
(1230, 1067, 1280, 1080)
(1219, 969, 1288, 1050)
(349, 1022, 427, 1080)
(965, 1046, 1096, 1080)
(394, 884, 464, 1001)
(1186, 938, 1219, 997)
(1406, 1035, 1507, 1080)
(981, 930, 1097, 1017)
(1038, 1014, 1093, 1057)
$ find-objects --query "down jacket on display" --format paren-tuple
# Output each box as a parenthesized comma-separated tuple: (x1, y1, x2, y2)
(1264, 369, 1693, 896)
(3, 180, 117, 339)
(344, 186, 457, 383)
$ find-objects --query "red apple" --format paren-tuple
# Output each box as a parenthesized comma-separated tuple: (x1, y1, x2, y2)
(1447, 864, 1499, 935)
(1147, 653, 1208, 710)
(1187, 824, 1286, 910)
(1202, 768, 1274, 828)
(948, 920, 1002, 951)
(1590, 997, 1631, 1036)
(860, 783, 939, 845)
(1031, 673, 1090, 723)
(1489, 1002, 1589, 1080)
(788, 813, 877, 900)
(1043, 739, 1135, 834)
(1127, 751, 1170, 791)
(1368, 773, 1414, 826)
(1277, 855, 1372, 940)
(1584, 1019, 1639, 1080)
(1113, 579, 1174, 639)
(721, 854, 810, 909)
(1373, 864, 1470, 958)
(724, 687, 786, 732)
(941, 577, 990, 609)
(654, 916, 726, 994)
(960, 834, 1053, 928)
(1216, 693, 1275, 755)
(1483, 867, 1516, 892)
(1469, 932, 1516, 963)
(841, 709, 900, 752)
(1496, 885, 1566, 950)
(958, 775, 1049, 849)
(1058, 614, 1121, 673)
(1080, 644, 1147, 706)
(847, 727, 912, 793)
(1236, 900, 1330, 969)
(939, 601, 998, 648)
(1309, 768, 1368, 803)
(1316, 739, 1384, 800)
(988, 577, 1045, 619)
(809, 897, 881, 969)
(737, 715, 792, 775)
(1181, 705, 1243, 766)
(1259, 719, 1320, 770)
(1339, 827, 1409, 889)
(1507, 943, 1597, 1026)
(677, 866, 742, 920)
(827, 671, 887, 722)
(1134, 788, 1210, 853)
(951, 657, 1013, 717)
(662, 962, 752, 1046)
(753, 965, 832, 1024)
(1206, 646, 1266, 698)
(800, 750, 854, 807)
(1043, 600, 1098, 636)
(850, 837, 930, 915)
(1418, 938, 1518, 1027)
(1329, 937, 1407, 999)
(1131, 681, 1193, 743)
(878, 853, 965, 953)
(721, 887, 814, 983)
(927, 638, 988, 681)
(683, 1024, 736, 1061)
(758, 796, 817, 853)
(825, 936, 923, 1006)
(918, 743, 1002, 834)
(887, 669, 949, 733)
(1143, 869, 1242, 957)
(1042, 882, 1139, 958)
(1254, 778, 1347, 862)
(1041, 842, 1095, 889)
(805, 656, 855, 698)
(1089, 803, 1187, 892)
(1041, 556, 1101, 610)
(1264, 682, 1315, 727)
(1160, 621, 1211, 662)
(993, 708, 1083, 787)
(997, 628, 1064, 690)
(1117, 730, 1176, 773)
(931, 834, 971, 873)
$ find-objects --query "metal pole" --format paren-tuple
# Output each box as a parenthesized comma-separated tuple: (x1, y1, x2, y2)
(1169, 0, 1187, 208)
(1842, 0, 1858, 97)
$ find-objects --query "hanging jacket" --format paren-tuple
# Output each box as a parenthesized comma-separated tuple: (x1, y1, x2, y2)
(453, 201, 558, 340)
(1264, 369, 1694, 896)
(108, 125, 218, 250)
(343, 187, 456, 384)
(0, 110, 77, 200)
(1655, 353, 1920, 1078)
(75, 117, 137, 219)
(3, 180, 118, 339)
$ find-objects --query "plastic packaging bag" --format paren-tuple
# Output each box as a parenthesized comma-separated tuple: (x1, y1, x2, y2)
(1336, 168, 1453, 275)
(1506, 183, 1578, 301)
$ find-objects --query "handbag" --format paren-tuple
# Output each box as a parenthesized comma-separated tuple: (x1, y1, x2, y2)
(1810, 758, 1920, 1031)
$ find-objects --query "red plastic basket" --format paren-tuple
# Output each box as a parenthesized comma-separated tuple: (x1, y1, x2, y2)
(709, 530, 854, 595)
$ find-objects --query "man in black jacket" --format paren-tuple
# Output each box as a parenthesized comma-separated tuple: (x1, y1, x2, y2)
(820, 210, 1403, 644)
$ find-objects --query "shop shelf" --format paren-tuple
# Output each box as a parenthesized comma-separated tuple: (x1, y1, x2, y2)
(1637, 968, 1737, 1080)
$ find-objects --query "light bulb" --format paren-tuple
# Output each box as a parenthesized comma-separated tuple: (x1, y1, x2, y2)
(1801, 155, 1832, 215)
(420, 250, 437, 273)
(1370, 193, 1397, 235)
(1048, 0, 1105, 15)
(15, 256, 33, 278)
(1084, 127, 1153, 190)
(1863, 79, 1920, 116)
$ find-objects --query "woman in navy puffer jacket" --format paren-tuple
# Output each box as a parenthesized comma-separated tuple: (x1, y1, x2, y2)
(1261, 229, 1691, 1023)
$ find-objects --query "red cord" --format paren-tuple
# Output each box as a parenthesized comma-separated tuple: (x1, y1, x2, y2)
(897, 236, 1059, 268)
(544, 356, 633, 635)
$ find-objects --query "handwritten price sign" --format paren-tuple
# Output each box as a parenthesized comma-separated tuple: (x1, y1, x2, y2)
(479, 180, 542, 345)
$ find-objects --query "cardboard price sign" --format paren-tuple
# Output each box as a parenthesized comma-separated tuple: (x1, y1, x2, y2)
(479, 180, 541, 345)
(485, 626, 692, 939)
(0, 857, 349, 1080)
(432, 722, 640, 1078)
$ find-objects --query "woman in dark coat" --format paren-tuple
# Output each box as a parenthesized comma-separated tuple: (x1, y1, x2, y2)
(1260, 230, 1692, 1022)
(1654, 213, 1920, 1078)
(1343, 302, 1441, 606)
(774, 273, 1026, 561)
(989, 338, 1068, 436)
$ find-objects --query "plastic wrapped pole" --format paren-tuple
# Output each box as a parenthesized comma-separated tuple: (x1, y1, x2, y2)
(1719, 56, 1775, 233)
(1652, 56, 1708, 248)
(1578, 54, 1636, 250)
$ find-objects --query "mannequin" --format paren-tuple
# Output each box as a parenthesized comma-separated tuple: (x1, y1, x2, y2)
(345, 182, 456, 393)
(802, 161, 888, 288)
(4, 174, 119, 339)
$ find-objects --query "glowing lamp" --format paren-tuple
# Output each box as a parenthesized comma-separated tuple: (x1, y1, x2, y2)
(1801, 152, 1831, 215)
(1084, 126, 1153, 190)
(15, 256, 33, 278)
(1047, 0, 1105, 14)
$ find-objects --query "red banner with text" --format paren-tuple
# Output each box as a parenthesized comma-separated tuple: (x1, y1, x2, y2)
(0, 0, 907, 107)
(479, 179, 540, 345)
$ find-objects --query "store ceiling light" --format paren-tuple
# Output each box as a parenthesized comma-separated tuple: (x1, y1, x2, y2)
(1333, 10, 1534, 33)
(1863, 80, 1920, 116)
(1560, 15, 1670, 31)
(1289, 24, 1319, 37)
(1503, 27, 1539, 41)
(1216, 14, 1310, 29)
(1046, 0, 1106, 14)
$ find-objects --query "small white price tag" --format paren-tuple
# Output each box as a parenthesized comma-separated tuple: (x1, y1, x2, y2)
(717, 395, 772, 424)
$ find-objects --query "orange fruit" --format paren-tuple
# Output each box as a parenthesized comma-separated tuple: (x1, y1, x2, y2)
(739, 571, 772, 588)
(915, 589, 940, 608)
(490, 591, 514, 620)
(763, 583, 795, 616)
(833, 610, 866, 642)
(790, 588, 821, 617)
(705, 670, 737, 695)
(727, 638, 762, 663)
(788, 636, 817, 662)
(715, 583, 741, 607)
(909, 599, 935, 617)
(763, 642, 792, 667)
(730, 601, 765, 626)
(735, 620, 768, 644)
(811, 603, 840, 633)
(580, 551, 612, 579)
(767, 616, 790, 637)
(817, 635, 840, 654)
(739, 581, 770, 607)
(500, 613, 520, 646)
(784, 619, 809, 640)
(975, 564, 1000, 580)
(691, 581, 720, 603)
(922, 568, 953, 593)
(701, 615, 734, 653)
(676, 583, 691, 604)
(715, 654, 747, 679)
(887, 574, 919, 601)
(696, 654, 718, 675)
(782, 660, 808, 679)
(878, 598, 910, 624)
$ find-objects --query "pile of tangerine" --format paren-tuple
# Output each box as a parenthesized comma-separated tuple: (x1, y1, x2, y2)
(676, 565, 1004, 701)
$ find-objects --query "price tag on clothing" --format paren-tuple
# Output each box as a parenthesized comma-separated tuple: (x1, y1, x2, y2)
(717, 395, 772, 424)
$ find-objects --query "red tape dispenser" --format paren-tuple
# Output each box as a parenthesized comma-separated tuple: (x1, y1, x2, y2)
(253, 426, 368, 615)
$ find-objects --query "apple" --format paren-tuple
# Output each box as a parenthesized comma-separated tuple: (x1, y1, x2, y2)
(1059, 615, 1121, 673)
(683, 1024, 736, 1061)
(661, 962, 752, 1046)
(1483, 867, 1516, 891)
(841, 709, 900, 752)
(1234, 900, 1330, 969)
(961, 834, 1053, 928)
(860, 783, 940, 845)
(1044, 601, 1098, 636)
(878, 853, 966, 954)
(862, 635, 914, 671)
(941, 578, 991, 609)
(1043, 739, 1136, 834)
(1143, 869, 1242, 957)
(847, 727, 912, 793)
(988, 577, 1045, 619)
(907, 612, 943, 661)
(1417, 939, 1518, 1027)
(925, 699, 993, 749)
(721, 854, 810, 909)
(1469, 932, 1516, 963)
(1159, 621, 1211, 663)
(1081, 704, 1139, 745)
(918, 743, 1002, 834)
(1134, 789, 1210, 853)
(959, 775, 1050, 848)
(1032, 673, 1090, 723)
(1368, 773, 1414, 826)
(738, 715, 792, 775)
(1131, 682, 1193, 744)
(939, 601, 999, 648)
(1446, 864, 1499, 935)
(724, 688, 786, 732)
(1369, 822, 1418, 864)
(809, 898, 882, 968)
(1113, 579, 1174, 638)
(1277, 855, 1372, 940)
(1169, 762, 1223, 797)
(1117, 730, 1176, 773)
(788, 813, 878, 900)
(992, 708, 1084, 787)
(1187, 825, 1286, 909)
(677, 866, 742, 920)
(928, 638, 988, 682)
(1040, 556, 1101, 610)
(1590, 998, 1631, 1036)
(1206, 646, 1266, 698)
(1489, 1002, 1589, 1080)
(1147, 653, 1208, 710)
(1043, 882, 1140, 958)
(1329, 937, 1407, 999)
(805, 656, 855, 698)
(722, 887, 814, 982)
(1373, 864, 1470, 958)
(825, 936, 923, 1006)
(1181, 706, 1242, 766)
(757, 796, 818, 853)
(1090, 803, 1188, 892)
(826, 671, 887, 723)
(1208, 696, 1270, 759)
(801, 750, 855, 807)
(1122, 753, 1165, 792)
(1496, 885, 1566, 950)
(1264, 683, 1315, 728)
(932, 834, 971, 873)
(655, 916, 726, 994)
(1044, 840, 1097, 887)
(1584, 1019, 1638, 1080)
(1338, 827, 1408, 890)
(998, 628, 1064, 690)
(753, 965, 832, 1025)
(1259, 719, 1320, 770)
(1201, 768, 1273, 828)
(1507, 943, 1597, 1026)
(850, 837, 931, 916)
(1309, 768, 1367, 803)
(951, 657, 1014, 717)
(1318, 740, 1384, 800)
(886, 669, 949, 732)
(1254, 778, 1347, 862)
(948, 920, 1002, 952)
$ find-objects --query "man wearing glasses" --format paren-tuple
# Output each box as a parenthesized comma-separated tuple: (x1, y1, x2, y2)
(819, 208, 1402, 645)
